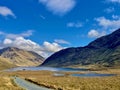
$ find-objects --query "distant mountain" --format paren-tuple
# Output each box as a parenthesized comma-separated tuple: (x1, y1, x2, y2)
(41, 28, 120, 67)
(0, 47, 45, 66)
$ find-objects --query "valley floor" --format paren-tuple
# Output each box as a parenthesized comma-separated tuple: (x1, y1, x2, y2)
(0, 68, 120, 90)
(0, 72, 24, 90)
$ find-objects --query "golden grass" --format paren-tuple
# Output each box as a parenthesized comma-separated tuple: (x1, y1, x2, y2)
(0, 76, 24, 90)
(24, 74, 120, 90)
(0, 56, 16, 70)
(0, 71, 24, 90)
(4, 69, 120, 90)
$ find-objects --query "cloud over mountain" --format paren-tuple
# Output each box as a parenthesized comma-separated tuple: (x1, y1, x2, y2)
(0, 30, 64, 58)
(88, 29, 106, 38)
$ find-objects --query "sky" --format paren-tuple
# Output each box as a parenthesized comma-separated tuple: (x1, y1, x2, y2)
(0, 0, 120, 58)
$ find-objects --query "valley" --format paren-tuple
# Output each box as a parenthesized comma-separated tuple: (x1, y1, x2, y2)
(0, 68, 120, 90)
(0, 0, 120, 89)
(0, 29, 120, 90)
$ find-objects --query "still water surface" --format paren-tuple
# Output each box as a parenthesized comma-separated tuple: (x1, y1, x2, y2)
(8, 66, 116, 77)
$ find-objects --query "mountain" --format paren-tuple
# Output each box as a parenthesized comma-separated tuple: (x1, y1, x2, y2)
(0, 56, 16, 70)
(0, 47, 44, 66)
(41, 28, 120, 67)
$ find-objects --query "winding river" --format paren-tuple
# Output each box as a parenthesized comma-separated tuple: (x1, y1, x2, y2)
(10, 67, 116, 90)
(13, 77, 52, 90)
(7, 66, 88, 72)
(8, 66, 116, 77)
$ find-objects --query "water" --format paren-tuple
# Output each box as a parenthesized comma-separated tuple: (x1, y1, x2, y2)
(7, 66, 88, 72)
(7, 67, 116, 77)
(52, 73, 116, 77)
(53, 73, 65, 76)
(13, 77, 52, 90)
(71, 73, 116, 77)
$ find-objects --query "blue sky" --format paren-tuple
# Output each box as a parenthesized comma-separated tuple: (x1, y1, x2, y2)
(0, 0, 120, 57)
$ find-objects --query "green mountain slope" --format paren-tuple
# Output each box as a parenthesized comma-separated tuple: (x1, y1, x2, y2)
(41, 28, 120, 67)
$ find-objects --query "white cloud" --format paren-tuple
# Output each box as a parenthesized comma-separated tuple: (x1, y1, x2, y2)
(112, 15, 120, 19)
(0, 37, 64, 58)
(54, 39, 70, 44)
(1, 37, 44, 56)
(0, 6, 16, 18)
(0, 31, 65, 58)
(88, 29, 106, 38)
(95, 16, 120, 30)
(89, 16, 120, 38)
(3, 38, 13, 45)
(20, 30, 34, 37)
(107, 0, 120, 3)
(104, 7, 115, 13)
(43, 41, 63, 52)
(88, 30, 99, 38)
(67, 22, 83, 28)
(39, 0, 76, 16)
(0, 30, 34, 39)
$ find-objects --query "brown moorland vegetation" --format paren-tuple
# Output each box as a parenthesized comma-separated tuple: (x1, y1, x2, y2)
(4, 69, 120, 90)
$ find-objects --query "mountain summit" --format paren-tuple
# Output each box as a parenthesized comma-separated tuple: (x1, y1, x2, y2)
(0, 47, 45, 66)
(41, 28, 120, 67)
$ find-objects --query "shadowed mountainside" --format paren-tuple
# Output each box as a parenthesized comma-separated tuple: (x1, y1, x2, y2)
(41, 28, 120, 67)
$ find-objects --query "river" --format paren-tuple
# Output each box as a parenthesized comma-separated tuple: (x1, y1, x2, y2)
(13, 77, 52, 90)
(8, 66, 116, 77)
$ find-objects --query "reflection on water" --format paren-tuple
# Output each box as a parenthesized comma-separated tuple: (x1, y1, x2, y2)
(71, 73, 116, 77)
(53, 73, 116, 77)
(7, 67, 116, 77)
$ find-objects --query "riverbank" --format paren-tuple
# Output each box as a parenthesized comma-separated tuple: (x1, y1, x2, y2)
(0, 67, 120, 90)
(13, 76, 52, 90)
(2, 68, 120, 90)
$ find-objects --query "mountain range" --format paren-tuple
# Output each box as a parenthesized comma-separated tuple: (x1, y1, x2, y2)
(41, 28, 120, 67)
(0, 47, 44, 69)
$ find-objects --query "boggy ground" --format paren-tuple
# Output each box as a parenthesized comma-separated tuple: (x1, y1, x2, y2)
(3, 68, 120, 90)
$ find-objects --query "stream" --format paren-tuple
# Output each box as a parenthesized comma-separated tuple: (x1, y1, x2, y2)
(13, 77, 52, 90)
(11, 67, 116, 90)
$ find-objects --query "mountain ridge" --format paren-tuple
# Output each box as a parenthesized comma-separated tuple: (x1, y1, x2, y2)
(41, 28, 120, 67)
(0, 47, 45, 67)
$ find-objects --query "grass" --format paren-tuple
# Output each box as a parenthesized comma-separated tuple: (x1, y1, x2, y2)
(4, 68, 120, 90)
(0, 56, 16, 70)
(0, 57, 24, 90)
(0, 76, 24, 90)
(0, 63, 120, 90)
(0, 70, 24, 90)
